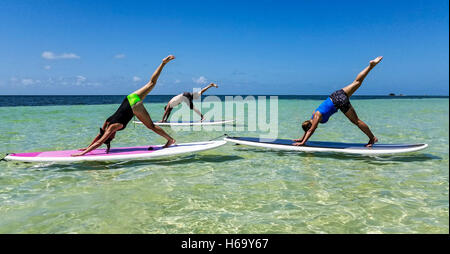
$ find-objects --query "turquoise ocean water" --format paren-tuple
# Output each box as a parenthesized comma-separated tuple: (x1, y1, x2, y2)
(0, 96, 448, 233)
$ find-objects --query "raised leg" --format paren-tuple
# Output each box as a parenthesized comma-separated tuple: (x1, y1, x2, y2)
(199, 83, 218, 95)
(344, 106, 378, 147)
(133, 55, 175, 100)
(343, 56, 383, 97)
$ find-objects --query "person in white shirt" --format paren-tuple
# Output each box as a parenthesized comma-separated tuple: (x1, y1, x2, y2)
(160, 83, 218, 122)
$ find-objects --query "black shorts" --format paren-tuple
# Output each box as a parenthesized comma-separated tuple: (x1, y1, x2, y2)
(182, 92, 194, 109)
(330, 89, 352, 114)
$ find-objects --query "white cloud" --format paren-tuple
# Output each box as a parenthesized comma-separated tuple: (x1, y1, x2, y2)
(44, 65, 51, 70)
(133, 76, 142, 82)
(76, 75, 86, 80)
(76, 75, 87, 85)
(114, 54, 126, 59)
(41, 51, 55, 59)
(193, 76, 207, 85)
(21, 79, 33, 85)
(174, 79, 181, 84)
(42, 51, 80, 60)
(21, 79, 38, 85)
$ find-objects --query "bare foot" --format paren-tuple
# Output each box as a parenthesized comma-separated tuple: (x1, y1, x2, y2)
(162, 55, 175, 64)
(71, 152, 84, 157)
(370, 56, 383, 67)
(292, 138, 302, 142)
(210, 83, 218, 88)
(365, 136, 378, 147)
(163, 139, 176, 148)
(293, 142, 305, 146)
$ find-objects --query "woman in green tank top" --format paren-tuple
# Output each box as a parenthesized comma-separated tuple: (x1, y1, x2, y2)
(72, 55, 176, 156)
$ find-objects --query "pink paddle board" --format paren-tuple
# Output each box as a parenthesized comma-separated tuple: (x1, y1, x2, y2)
(5, 140, 226, 162)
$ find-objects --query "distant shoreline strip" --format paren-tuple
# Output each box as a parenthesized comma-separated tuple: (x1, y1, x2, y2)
(0, 95, 448, 107)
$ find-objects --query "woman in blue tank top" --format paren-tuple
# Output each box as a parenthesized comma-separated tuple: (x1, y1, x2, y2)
(294, 56, 383, 147)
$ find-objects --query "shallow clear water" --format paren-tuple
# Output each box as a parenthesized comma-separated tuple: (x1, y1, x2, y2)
(0, 97, 448, 233)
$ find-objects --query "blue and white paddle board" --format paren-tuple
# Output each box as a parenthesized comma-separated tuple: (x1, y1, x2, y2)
(224, 137, 428, 155)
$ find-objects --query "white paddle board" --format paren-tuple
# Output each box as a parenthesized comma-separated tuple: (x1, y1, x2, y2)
(224, 137, 428, 155)
(133, 119, 235, 126)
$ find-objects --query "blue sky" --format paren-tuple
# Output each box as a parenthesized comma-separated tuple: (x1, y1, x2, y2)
(0, 0, 448, 95)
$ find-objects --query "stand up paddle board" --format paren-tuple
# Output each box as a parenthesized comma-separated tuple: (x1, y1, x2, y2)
(4, 140, 227, 162)
(133, 119, 235, 126)
(224, 137, 428, 155)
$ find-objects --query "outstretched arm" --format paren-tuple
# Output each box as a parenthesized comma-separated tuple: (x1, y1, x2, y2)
(192, 106, 203, 120)
(293, 115, 320, 146)
(81, 134, 101, 151)
(79, 121, 108, 151)
(161, 106, 172, 122)
(72, 124, 122, 156)
(293, 132, 307, 143)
